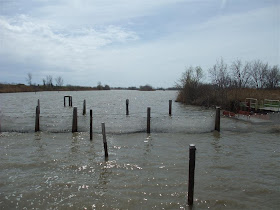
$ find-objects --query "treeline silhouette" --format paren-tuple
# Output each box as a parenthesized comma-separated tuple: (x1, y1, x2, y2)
(176, 58, 280, 111)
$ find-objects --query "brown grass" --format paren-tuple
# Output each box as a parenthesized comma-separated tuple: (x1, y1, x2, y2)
(226, 88, 280, 102)
(176, 86, 280, 111)
(0, 84, 99, 93)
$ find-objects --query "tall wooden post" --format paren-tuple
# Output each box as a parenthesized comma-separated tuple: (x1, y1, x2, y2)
(147, 107, 151, 133)
(126, 99, 129, 116)
(72, 107, 78, 132)
(188, 144, 196, 206)
(169, 100, 172, 116)
(90, 109, 93, 140)
(35, 106, 40, 132)
(83, 99, 86, 115)
(215, 107, 221, 132)
(102, 123, 108, 158)
(37, 99, 40, 114)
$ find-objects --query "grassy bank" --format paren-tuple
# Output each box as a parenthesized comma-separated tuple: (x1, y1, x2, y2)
(176, 86, 280, 112)
(0, 84, 100, 93)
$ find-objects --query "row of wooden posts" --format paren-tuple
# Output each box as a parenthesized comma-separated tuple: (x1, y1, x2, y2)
(35, 98, 221, 134)
(33, 97, 210, 206)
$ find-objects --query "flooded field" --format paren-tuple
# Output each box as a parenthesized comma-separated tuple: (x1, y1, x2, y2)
(0, 90, 279, 209)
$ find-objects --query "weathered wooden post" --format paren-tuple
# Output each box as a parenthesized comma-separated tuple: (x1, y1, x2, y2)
(169, 100, 172, 116)
(215, 107, 221, 132)
(37, 99, 40, 114)
(64, 96, 66, 107)
(72, 107, 78, 132)
(35, 106, 40, 132)
(188, 144, 196, 206)
(101, 123, 109, 158)
(83, 99, 86, 115)
(90, 109, 93, 140)
(147, 107, 151, 133)
(126, 99, 129, 116)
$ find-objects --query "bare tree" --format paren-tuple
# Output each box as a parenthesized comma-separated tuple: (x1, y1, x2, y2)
(209, 58, 231, 89)
(26, 73, 32, 86)
(178, 66, 204, 103)
(265, 65, 280, 89)
(46, 75, 53, 86)
(230, 59, 251, 88)
(250, 60, 268, 88)
(55, 76, 64, 86)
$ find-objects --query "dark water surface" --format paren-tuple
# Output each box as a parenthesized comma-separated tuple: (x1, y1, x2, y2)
(0, 90, 279, 209)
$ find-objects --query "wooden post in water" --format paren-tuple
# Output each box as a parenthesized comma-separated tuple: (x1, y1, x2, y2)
(126, 99, 129, 116)
(72, 107, 78, 132)
(83, 99, 86, 115)
(188, 144, 196, 206)
(35, 106, 40, 132)
(169, 100, 172, 116)
(37, 99, 40, 114)
(147, 107, 151, 133)
(215, 107, 221, 132)
(90, 109, 93, 140)
(64, 96, 66, 107)
(101, 123, 109, 158)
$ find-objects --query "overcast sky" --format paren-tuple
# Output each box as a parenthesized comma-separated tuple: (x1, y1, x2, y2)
(0, 0, 279, 87)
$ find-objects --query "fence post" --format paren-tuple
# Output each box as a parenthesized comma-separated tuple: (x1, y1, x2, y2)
(83, 99, 86, 115)
(90, 109, 93, 140)
(215, 107, 220, 132)
(147, 107, 151, 133)
(188, 144, 196, 206)
(72, 107, 78, 132)
(169, 100, 172, 116)
(126, 99, 129, 116)
(35, 106, 40, 132)
(101, 123, 109, 158)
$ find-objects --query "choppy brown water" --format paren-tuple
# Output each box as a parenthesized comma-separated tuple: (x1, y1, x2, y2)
(0, 90, 279, 209)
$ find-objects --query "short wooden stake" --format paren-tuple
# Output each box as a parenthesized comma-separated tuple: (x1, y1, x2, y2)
(126, 99, 129, 115)
(72, 107, 78, 132)
(215, 107, 221, 132)
(147, 107, 151, 133)
(35, 106, 40, 132)
(101, 123, 108, 158)
(169, 100, 172, 116)
(83, 99, 86, 115)
(90, 109, 93, 140)
(188, 144, 196, 206)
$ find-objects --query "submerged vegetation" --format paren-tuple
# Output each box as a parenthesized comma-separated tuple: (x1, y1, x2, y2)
(176, 58, 280, 111)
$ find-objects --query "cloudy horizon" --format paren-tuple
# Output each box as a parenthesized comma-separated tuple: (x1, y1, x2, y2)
(0, 0, 279, 88)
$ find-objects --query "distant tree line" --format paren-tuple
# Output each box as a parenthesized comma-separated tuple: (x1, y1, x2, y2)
(26, 73, 64, 87)
(208, 58, 279, 89)
(177, 58, 280, 110)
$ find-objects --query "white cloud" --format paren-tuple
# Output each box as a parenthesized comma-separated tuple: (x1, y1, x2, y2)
(0, 15, 139, 72)
(31, 0, 190, 26)
(0, 1, 279, 87)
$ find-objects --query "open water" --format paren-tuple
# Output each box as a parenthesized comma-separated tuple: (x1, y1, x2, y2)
(0, 90, 279, 209)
